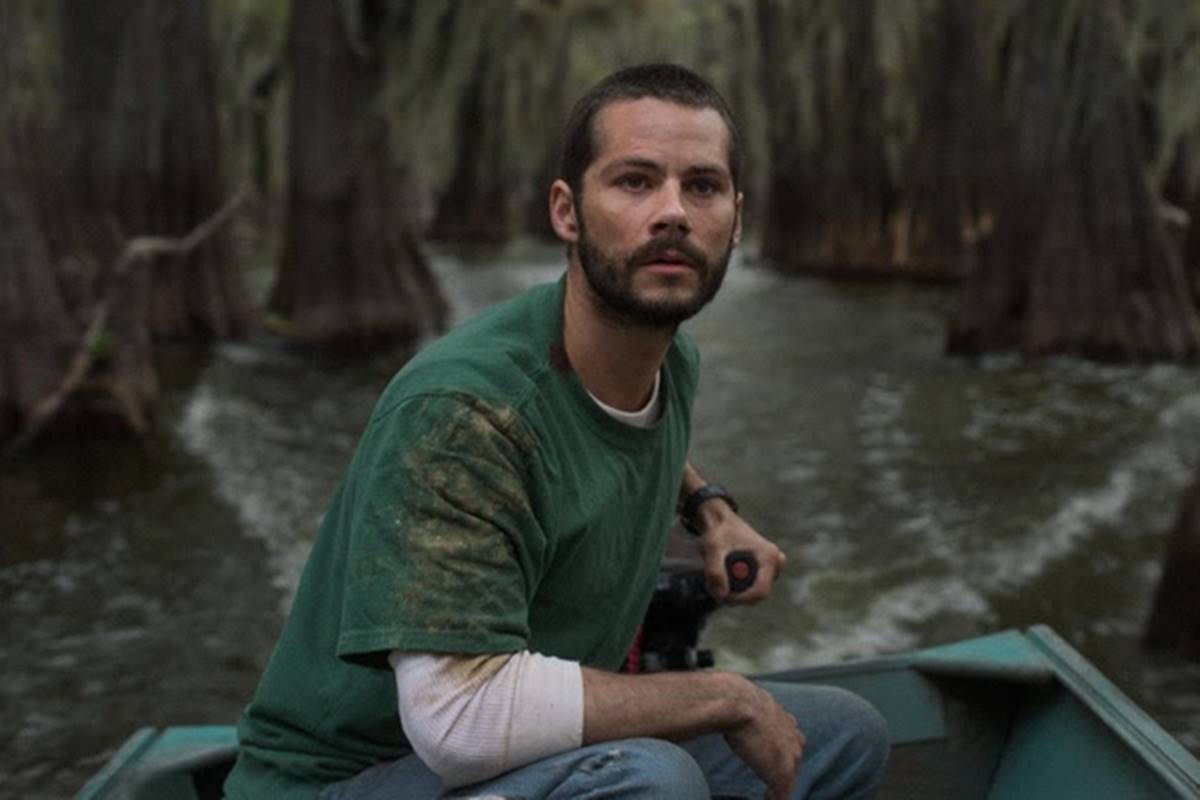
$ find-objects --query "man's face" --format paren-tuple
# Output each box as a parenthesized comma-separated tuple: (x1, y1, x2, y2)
(568, 98, 743, 327)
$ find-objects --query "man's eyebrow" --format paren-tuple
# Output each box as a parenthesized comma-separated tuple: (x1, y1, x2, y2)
(684, 164, 731, 180)
(598, 158, 731, 179)
(599, 157, 664, 175)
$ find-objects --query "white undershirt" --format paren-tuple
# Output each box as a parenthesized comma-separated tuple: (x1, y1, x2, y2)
(586, 369, 662, 429)
(390, 650, 583, 787)
(389, 369, 663, 787)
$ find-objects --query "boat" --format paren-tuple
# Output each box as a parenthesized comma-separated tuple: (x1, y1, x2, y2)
(76, 624, 1200, 799)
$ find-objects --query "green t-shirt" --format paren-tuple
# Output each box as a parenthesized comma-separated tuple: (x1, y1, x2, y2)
(224, 278, 700, 799)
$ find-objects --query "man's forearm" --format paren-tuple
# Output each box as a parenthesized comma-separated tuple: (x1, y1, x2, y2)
(680, 459, 708, 504)
(581, 666, 805, 797)
(581, 666, 749, 744)
(680, 459, 739, 537)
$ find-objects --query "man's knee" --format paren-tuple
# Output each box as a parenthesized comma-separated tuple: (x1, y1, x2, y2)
(829, 689, 890, 781)
(762, 683, 890, 797)
(581, 738, 710, 797)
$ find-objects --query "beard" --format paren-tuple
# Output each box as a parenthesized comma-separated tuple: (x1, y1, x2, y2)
(576, 213, 734, 328)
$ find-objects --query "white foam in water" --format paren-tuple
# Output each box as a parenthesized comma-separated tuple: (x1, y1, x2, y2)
(213, 341, 298, 368)
(993, 467, 1138, 588)
(1160, 391, 1200, 427)
(178, 383, 317, 606)
(855, 376, 923, 512)
(430, 252, 563, 325)
(962, 399, 1069, 451)
(725, 574, 993, 674)
(714, 366, 1200, 677)
(983, 394, 1200, 592)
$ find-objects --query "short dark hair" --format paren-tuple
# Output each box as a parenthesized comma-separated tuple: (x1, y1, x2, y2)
(559, 63, 743, 195)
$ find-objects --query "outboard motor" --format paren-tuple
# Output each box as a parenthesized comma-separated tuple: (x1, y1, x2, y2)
(624, 550, 758, 674)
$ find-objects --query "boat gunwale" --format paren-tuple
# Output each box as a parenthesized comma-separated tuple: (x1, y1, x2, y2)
(75, 727, 158, 800)
(1023, 624, 1200, 797)
(74, 627, 1200, 799)
(761, 625, 1200, 797)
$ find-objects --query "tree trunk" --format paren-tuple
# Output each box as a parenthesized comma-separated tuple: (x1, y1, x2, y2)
(427, 35, 515, 244)
(891, 0, 988, 282)
(521, 9, 573, 242)
(60, 0, 251, 344)
(948, 1, 1200, 361)
(269, 0, 446, 351)
(0, 3, 158, 446)
(1146, 476, 1200, 658)
(757, 0, 895, 277)
(1190, 192, 1200, 303)
(0, 152, 159, 447)
(0, 166, 82, 442)
(523, 145, 562, 243)
(1161, 144, 1200, 305)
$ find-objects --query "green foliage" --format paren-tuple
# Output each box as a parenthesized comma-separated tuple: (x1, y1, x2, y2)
(92, 329, 115, 366)
(260, 310, 291, 336)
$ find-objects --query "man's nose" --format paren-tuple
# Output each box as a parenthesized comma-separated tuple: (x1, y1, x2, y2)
(650, 182, 690, 235)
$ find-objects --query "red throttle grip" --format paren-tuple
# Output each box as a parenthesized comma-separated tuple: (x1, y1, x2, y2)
(725, 550, 759, 593)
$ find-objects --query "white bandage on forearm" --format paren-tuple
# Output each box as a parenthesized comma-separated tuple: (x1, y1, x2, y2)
(389, 650, 584, 788)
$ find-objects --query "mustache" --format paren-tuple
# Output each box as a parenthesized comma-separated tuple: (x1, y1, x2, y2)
(630, 236, 707, 269)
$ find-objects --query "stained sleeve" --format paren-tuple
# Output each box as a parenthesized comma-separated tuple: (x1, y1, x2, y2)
(335, 393, 547, 665)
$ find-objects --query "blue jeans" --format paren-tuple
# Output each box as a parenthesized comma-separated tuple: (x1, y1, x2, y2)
(319, 682, 890, 799)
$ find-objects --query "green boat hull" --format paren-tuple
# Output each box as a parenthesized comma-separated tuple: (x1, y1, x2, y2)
(77, 625, 1200, 799)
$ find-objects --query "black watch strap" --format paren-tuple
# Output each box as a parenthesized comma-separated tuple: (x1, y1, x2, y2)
(679, 483, 738, 536)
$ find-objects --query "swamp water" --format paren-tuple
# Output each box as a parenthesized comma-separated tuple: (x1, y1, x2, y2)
(3, 242, 1200, 797)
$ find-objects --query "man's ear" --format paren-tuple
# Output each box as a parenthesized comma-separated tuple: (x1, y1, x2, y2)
(733, 191, 745, 246)
(549, 179, 579, 244)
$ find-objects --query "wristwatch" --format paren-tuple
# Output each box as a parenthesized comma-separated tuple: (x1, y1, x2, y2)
(679, 483, 738, 536)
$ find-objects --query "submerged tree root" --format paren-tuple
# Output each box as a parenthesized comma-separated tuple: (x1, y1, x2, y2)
(1, 185, 250, 461)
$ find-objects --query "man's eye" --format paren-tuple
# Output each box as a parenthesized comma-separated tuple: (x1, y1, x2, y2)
(688, 179, 718, 196)
(619, 174, 649, 191)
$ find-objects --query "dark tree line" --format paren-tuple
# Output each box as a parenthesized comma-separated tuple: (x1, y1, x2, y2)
(756, 0, 1200, 361)
(3, 0, 1200, 457)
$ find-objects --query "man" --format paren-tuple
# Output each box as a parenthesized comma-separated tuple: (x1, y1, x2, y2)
(225, 64, 888, 800)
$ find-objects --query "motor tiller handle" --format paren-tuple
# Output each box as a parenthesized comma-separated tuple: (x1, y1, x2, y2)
(725, 550, 758, 593)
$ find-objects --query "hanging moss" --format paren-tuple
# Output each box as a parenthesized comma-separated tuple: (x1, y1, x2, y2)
(758, 0, 901, 274)
(372, 0, 760, 242)
(210, 0, 289, 198)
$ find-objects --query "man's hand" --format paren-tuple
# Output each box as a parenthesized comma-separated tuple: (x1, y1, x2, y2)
(724, 679, 807, 799)
(693, 503, 787, 604)
(679, 462, 787, 604)
(582, 669, 805, 799)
